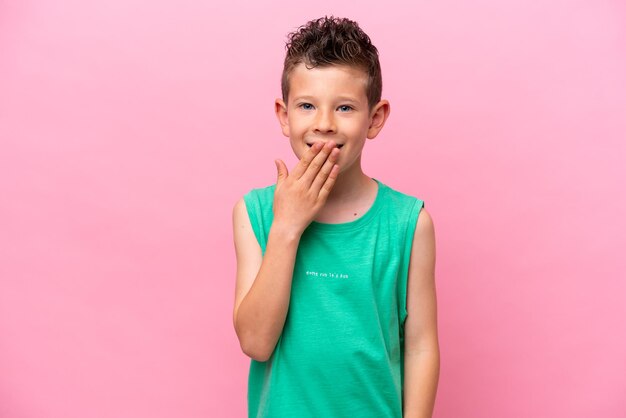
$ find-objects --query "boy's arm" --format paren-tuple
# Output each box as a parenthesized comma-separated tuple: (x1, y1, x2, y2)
(232, 140, 341, 362)
(232, 197, 302, 362)
(403, 207, 440, 418)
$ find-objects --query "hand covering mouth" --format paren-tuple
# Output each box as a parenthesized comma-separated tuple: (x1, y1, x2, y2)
(307, 143, 344, 149)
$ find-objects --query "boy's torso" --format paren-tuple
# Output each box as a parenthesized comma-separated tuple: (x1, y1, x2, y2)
(243, 178, 424, 418)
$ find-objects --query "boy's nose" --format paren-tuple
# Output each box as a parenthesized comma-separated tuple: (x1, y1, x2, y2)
(313, 109, 336, 133)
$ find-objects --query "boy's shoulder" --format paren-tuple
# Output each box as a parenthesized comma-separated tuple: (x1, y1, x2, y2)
(376, 178, 424, 210)
(241, 183, 277, 223)
(378, 178, 420, 199)
(242, 182, 277, 205)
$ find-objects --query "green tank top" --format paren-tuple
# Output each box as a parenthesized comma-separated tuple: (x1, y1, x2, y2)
(242, 178, 424, 418)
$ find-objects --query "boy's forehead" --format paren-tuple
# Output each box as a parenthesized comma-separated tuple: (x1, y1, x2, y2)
(289, 63, 368, 101)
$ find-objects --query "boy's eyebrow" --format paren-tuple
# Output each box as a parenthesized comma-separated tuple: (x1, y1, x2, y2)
(293, 95, 361, 103)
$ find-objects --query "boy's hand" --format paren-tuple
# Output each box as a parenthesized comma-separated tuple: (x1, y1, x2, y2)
(273, 141, 340, 235)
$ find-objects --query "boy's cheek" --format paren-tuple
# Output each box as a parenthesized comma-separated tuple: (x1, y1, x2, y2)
(293, 141, 308, 157)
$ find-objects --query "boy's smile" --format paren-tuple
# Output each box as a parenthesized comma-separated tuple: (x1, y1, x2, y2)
(275, 62, 388, 177)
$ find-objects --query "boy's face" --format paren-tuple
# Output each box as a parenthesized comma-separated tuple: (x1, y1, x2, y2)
(275, 63, 389, 173)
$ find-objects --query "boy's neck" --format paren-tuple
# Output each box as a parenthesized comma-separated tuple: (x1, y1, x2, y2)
(326, 169, 374, 203)
(312, 161, 378, 223)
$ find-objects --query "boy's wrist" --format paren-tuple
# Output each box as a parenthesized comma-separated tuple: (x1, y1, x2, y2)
(269, 221, 304, 243)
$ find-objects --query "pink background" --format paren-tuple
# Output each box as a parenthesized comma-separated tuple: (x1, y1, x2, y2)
(1, 1, 625, 417)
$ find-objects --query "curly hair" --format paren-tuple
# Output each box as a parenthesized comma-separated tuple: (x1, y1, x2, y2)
(281, 16, 382, 114)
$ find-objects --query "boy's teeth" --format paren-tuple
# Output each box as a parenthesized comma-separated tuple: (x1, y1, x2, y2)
(307, 143, 343, 148)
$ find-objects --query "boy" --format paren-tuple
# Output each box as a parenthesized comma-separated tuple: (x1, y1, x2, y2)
(232, 16, 439, 418)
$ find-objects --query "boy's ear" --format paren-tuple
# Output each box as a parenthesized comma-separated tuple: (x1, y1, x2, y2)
(275, 98, 290, 138)
(367, 99, 391, 139)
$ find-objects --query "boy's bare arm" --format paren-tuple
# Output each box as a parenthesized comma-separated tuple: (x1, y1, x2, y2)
(403, 208, 440, 418)
(233, 141, 341, 362)
(232, 202, 301, 362)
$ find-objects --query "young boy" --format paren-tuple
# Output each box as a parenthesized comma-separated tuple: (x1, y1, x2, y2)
(232, 16, 439, 418)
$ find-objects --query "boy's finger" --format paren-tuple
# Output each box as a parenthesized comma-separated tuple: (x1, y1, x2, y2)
(298, 141, 337, 186)
(309, 147, 340, 194)
(275, 159, 288, 184)
(289, 142, 324, 179)
(317, 163, 340, 203)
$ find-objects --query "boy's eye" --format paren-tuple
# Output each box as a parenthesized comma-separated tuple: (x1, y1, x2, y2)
(297, 103, 353, 112)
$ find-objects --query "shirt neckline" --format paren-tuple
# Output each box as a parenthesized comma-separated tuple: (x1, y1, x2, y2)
(305, 177, 386, 233)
